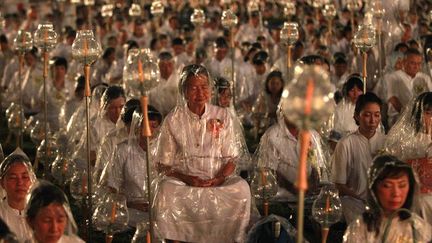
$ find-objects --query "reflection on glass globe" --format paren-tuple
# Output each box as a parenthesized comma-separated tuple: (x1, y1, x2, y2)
(51, 154, 77, 185)
(6, 104, 24, 133)
(307, 0, 322, 8)
(191, 9, 206, 27)
(83, 0, 95, 6)
(283, 1, 296, 17)
(36, 138, 59, 169)
(250, 167, 278, 201)
(101, 4, 114, 18)
(14, 30, 33, 53)
(247, 0, 260, 13)
(346, 0, 362, 11)
(312, 184, 342, 228)
(140, 49, 160, 92)
(30, 120, 50, 145)
(369, 0, 385, 20)
(322, 4, 337, 20)
(123, 48, 141, 97)
(353, 24, 376, 53)
(150, 0, 164, 18)
(93, 192, 129, 235)
(129, 3, 142, 17)
(33, 23, 57, 52)
(280, 22, 299, 46)
(132, 221, 150, 243)
(280, 64, 335, 130)
(71, 0, 81, 4)
(70, 170, 89, 200)
(72, 30, 102, 65)
(221, 9, 238, 29)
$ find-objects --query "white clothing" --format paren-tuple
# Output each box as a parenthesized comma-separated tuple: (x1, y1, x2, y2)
(0, 199, 32, 242)
(155, 104, 251, 243)
(206, 57, 234, 82)
(149, 72, 180, 116)
(344, 214, 432, 242)
(25, 234, 85, 243)
(332, 101, 358, 137)
(331, 130, 386, 223)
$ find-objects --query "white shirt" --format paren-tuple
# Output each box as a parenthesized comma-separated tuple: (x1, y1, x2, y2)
(387, 70, 432, 108)
(0, 199, 32, 242)
(333, 100, 358, 137)
(331, 130, 386, 199)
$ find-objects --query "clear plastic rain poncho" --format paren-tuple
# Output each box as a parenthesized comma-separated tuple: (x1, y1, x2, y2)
(99, 106, 161, 227)
(153, 64, 251, 243)
(24, 181, 84, 243)
(343, 155, 432, 242)
(0, 153, 36, 242)
(384, 92, 432, 224)
(254, 110, 331, 202)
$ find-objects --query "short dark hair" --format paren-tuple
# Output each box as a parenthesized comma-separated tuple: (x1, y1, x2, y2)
(411, 92, 432, 133)
(52, 56, 68, 70)
(121, 98, 140, 125)
(342, 74, 364, 98)
(405, 48, 422, 58)
(265, 70, 283, 95)
(102, 47, 116, 59)
(101, 85, 125, 109)
(354, 92, 382, 118)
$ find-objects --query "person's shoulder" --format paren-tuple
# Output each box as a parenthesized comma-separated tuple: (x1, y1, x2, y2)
(59, 234, 85, 243)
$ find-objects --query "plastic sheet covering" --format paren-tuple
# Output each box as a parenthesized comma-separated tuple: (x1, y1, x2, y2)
(344, 213, 431, 242)
(385, 92, 432, 161)
(246, 214, 303, 243)
(255, 112, 330, 202)
(0, 151, 37, 242)
(99, 109, 159, 227)
(153, 64, 251, 243)
(25, 181, 84, 243)
(331, 100, 357, 138)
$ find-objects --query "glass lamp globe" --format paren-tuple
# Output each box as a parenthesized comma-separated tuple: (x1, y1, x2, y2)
(0, 13, 5, 30)
(283, 1, 296, 17)
(280, 64, 335, 130)
(132, 221, 150, 243)
(101, 4, 114, 18)
(123, 48, 141, 97)
(51, 154, 77, 186)
(322, 3, 337, 20)
(353, 23, 376, 53)
(346, 0, 362, 12)
(36, 138, 59, 167)
(247, 0, 260, 14)
(307, 0, 322, 8)
(30, 120, 50, 145)
(191, 9, 206, 27)
(369, 0, 385, 20)
(83, 0, 95, 6)
(250, 167, 278, 202)
(280, 22, 299, 47)
(129, 3, 142, 17)
(33, 23, 57, 52)
(72, 30, 102, 65)
(221, 9, 238, 29)
(312, 184, 342, 228)
(150, 0, 164, 18)
(138, 49, 160, 93)
(93, 192, 129, 235)
(6, 104, 24, 133)
(13, 30, 33, 53)
(71, 0, 81, 4)
(221, 0, 232, 5)
(70, 170, 89, 200)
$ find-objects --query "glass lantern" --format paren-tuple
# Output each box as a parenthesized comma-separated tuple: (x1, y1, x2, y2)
(280, 64, 335, 130)
(70, 170, 89, 201)
(123, 48, 141, 97)
(150, 0, 164, 18)
(346, 0, 362, 12)
(191, 9, 206, 27)
(51, 154, 77, 186)
(129, 3, 142, 17)
(36, 138, 59, 169)
(353, 23, 376, 53)
(138, 49, 160, 93)
(369, 0, 385, 20)
(33, 23, 57, 52)
(131, 221, 150, 243)
(6, 103, 24, 133)
(72, 30, 102, 65)
(322, 3, 337, 21)
(283, 1, 296, 18)
(71, 0, 81, 4)
(250, 167, 278, 202)
(312, 184, 342, 228)
(93, 192, 129, 238)
(307, 0, 322, 8)
(247, 0, 260, 14)
(30, 120, 50, 145)
(280, 22, 299, 47)
(221, 9, 238, 29)
(84, 0, 95, 6)
(101, 4, 114, 18)
(13, 30, 33, 53)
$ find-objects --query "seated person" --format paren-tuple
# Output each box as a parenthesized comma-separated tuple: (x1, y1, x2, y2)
(25, 181, 84, 243)
(344, 155, 432, 242)
(154, 64, 251, 243)
(331, 93, 386, 223)
(0, 153, 35, 242)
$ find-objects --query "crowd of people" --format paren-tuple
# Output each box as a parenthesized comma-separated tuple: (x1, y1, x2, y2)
(1, 0, 432, 242)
